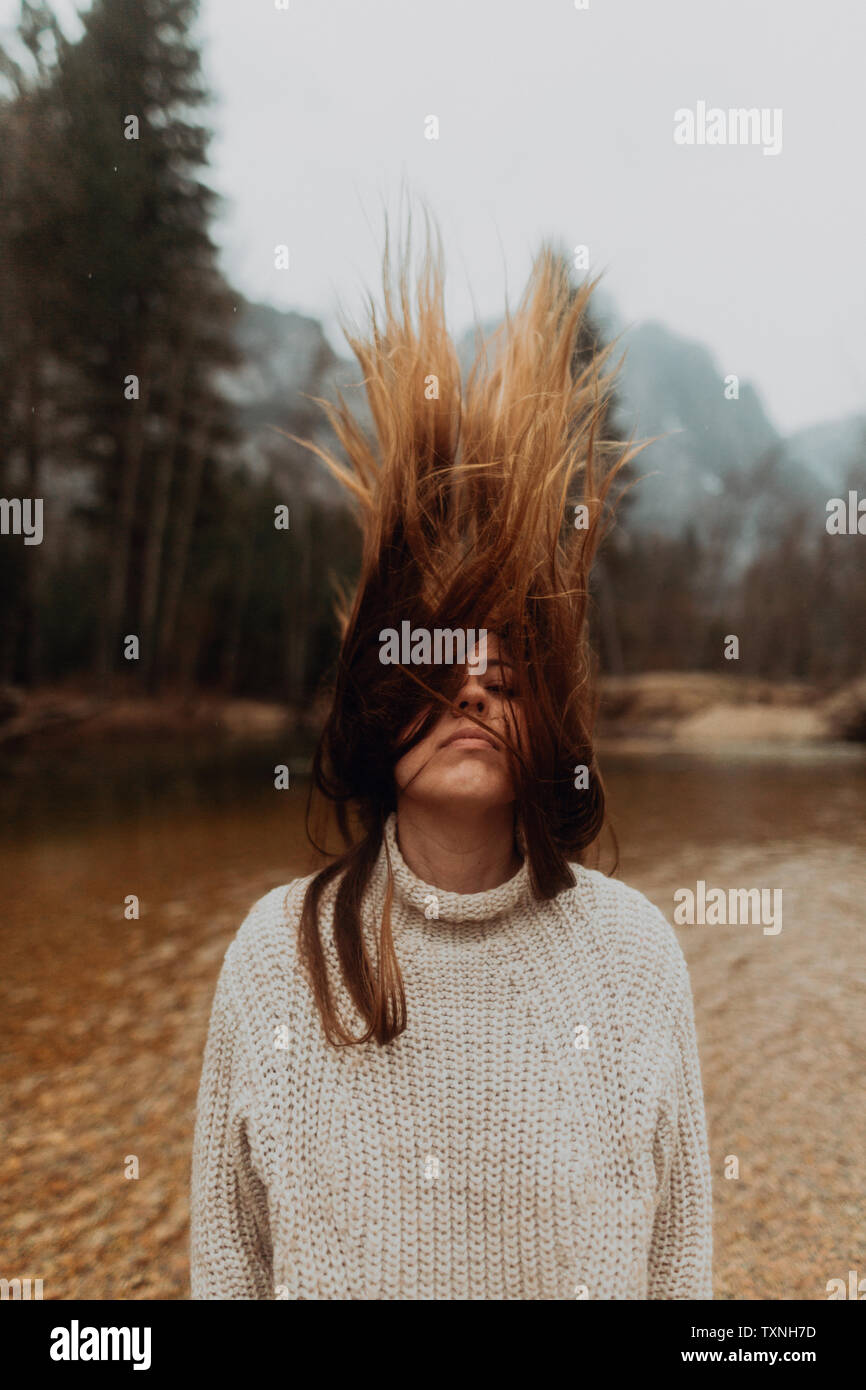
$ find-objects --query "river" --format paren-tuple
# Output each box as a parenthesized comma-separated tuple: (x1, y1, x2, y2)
(2, 738, 864, 1299)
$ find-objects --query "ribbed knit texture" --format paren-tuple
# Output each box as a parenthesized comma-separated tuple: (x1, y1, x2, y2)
(190, 812, 713, 1299)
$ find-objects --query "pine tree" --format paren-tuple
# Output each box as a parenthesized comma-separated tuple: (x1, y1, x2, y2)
(42, 0, 239, 684)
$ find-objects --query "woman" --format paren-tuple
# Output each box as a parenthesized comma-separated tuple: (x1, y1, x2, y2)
(189, 217, 713, 1300)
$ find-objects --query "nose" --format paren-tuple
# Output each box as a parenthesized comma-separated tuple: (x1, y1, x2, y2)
(455, 669, 488, 714)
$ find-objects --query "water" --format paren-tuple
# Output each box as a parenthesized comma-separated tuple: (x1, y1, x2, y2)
(1, 736, 864, 1299)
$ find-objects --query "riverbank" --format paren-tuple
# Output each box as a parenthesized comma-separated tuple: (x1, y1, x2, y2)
(2, 755, 863, 1299)
(599, 672, 866, 746)
(0, 685, 316, 751)
(2, 671, 864, 754)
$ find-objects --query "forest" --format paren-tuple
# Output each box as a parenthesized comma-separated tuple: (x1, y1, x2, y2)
(1, 0, 864, 724)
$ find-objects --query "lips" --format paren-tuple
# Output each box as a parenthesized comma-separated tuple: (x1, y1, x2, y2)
(439, 726, 499, 751)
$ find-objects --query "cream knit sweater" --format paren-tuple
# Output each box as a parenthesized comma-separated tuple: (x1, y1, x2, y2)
(190, 812, 713, 1300)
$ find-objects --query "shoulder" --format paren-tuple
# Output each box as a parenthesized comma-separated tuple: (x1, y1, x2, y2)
(218, 875, 317, 1006)
(558, 862, 690, 1017)
(200, 875, 326, 1085)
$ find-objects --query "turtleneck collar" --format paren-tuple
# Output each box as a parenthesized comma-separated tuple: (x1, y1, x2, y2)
(369, 810, 534, 926)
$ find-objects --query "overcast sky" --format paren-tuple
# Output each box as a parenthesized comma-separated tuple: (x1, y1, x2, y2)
(4, 0, 865, 435)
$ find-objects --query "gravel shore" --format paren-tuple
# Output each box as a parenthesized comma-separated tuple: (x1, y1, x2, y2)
(2, 768, 863, 1300)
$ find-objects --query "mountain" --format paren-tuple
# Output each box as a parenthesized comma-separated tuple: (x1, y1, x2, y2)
(609, 323, 865, 575)
(611, 320, 781, 533)
(217, 299, 357, 511)
(780, 415, 866, 493)
(224, 297, 866, 575)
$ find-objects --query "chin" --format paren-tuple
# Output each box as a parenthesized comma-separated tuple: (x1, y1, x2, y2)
(412, 774, 515, 808)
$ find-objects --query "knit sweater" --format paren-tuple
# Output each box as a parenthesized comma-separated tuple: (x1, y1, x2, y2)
(189, 812, 713, 1300)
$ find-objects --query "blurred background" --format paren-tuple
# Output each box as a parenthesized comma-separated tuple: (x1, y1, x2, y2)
(1, 0, 864, 1301)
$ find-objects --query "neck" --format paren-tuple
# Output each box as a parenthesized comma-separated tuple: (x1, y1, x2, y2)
(393, 800, 523, 894)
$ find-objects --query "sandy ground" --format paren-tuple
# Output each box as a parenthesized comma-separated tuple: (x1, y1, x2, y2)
(632, 840, 865, 1301)
(1, 768, 864, 1301)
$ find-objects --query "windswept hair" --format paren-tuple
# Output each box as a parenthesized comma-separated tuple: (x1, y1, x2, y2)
(290, 208, 645, 1047)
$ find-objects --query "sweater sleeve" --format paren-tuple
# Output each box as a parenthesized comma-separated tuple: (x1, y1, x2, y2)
(190, 950, 274, 1299)
(647, 967, 714, 1300)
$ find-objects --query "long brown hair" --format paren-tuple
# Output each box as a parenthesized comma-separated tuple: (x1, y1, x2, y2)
(288, 207, 646, 1047)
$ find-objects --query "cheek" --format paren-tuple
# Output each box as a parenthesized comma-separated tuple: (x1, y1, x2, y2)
(393, 746, 418, 790)
(393, 724, 443, 790)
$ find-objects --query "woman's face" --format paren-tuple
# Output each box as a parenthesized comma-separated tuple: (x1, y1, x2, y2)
(393, 634, 526, 812)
